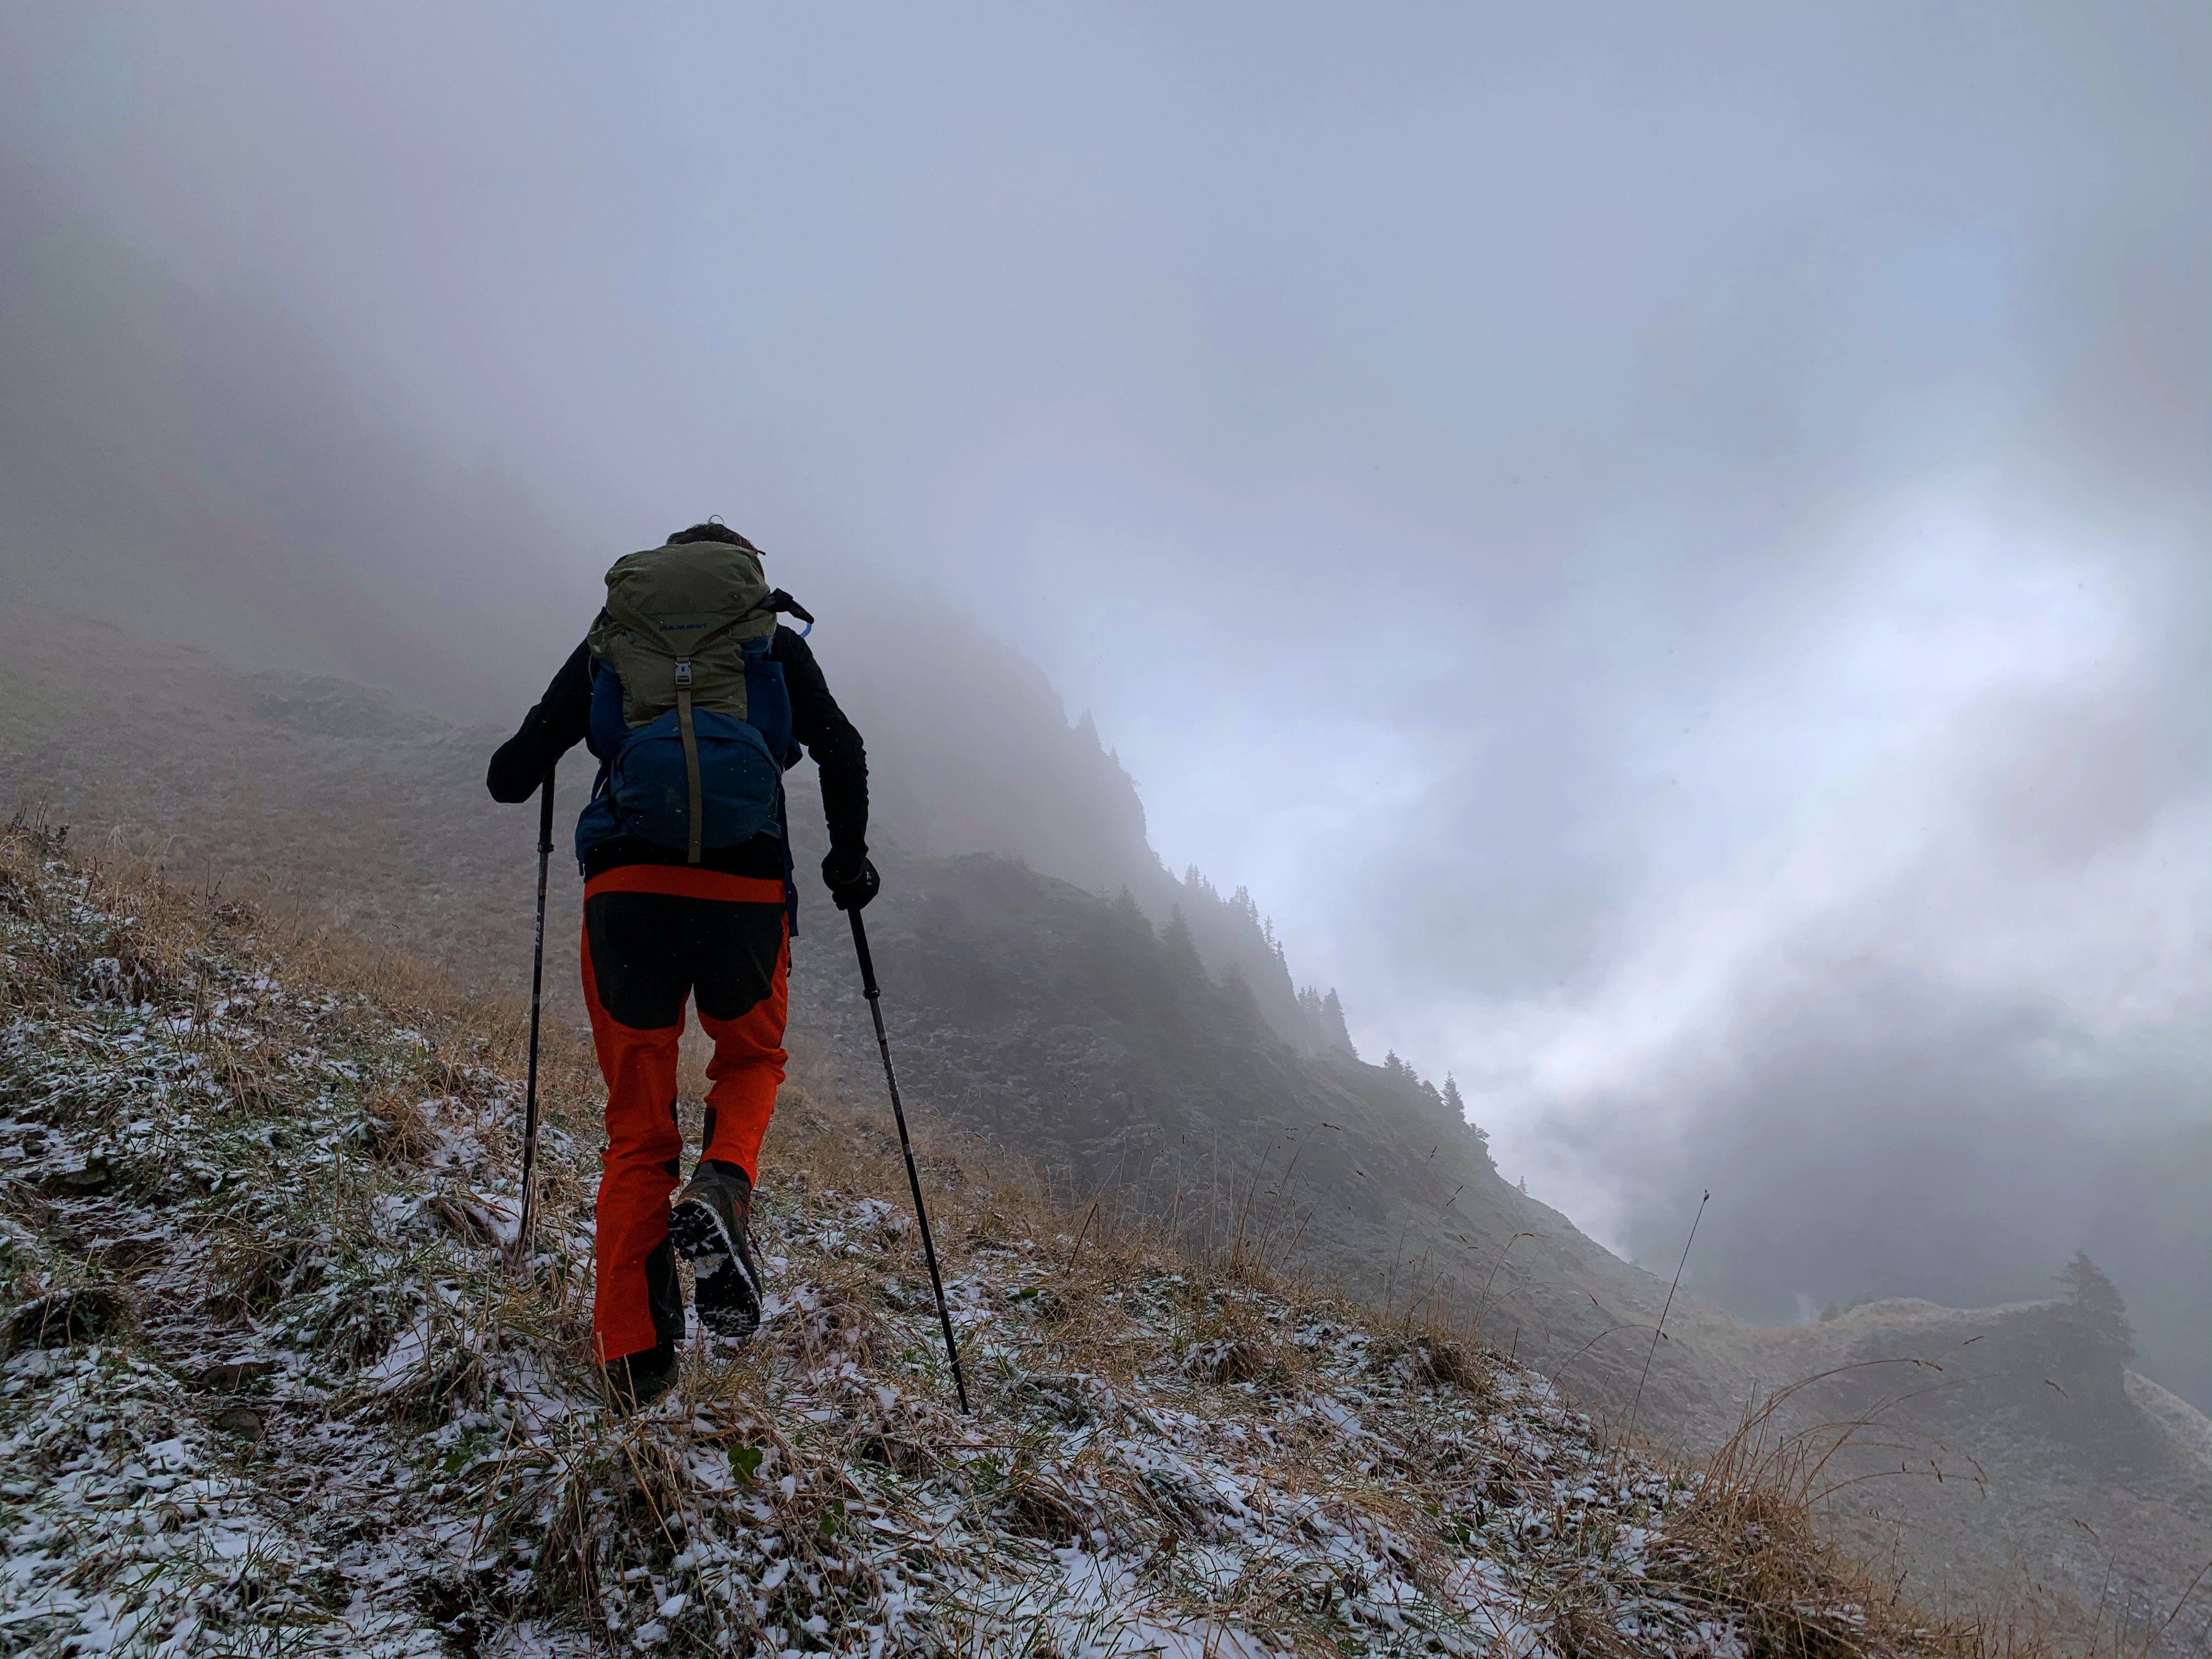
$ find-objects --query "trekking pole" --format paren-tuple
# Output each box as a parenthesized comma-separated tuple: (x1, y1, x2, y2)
(848, 909, 970, 1414)
(512, 769, 555, 1271)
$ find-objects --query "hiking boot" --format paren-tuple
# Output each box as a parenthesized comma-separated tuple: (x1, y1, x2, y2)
(669, 1159, 763, 1340)
(602, 1341, 678, 1411)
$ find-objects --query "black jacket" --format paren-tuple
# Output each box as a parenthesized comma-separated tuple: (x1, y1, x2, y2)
(486, 626, 867, 880)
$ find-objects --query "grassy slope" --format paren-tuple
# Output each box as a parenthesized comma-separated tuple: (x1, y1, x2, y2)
(0, 825, 2027, 1658)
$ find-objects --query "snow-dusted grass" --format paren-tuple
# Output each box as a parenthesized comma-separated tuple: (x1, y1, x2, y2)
(1, 823, 2014, 1657)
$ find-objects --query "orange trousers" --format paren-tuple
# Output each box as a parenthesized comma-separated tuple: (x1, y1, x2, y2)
(579, 865, 790, 1363)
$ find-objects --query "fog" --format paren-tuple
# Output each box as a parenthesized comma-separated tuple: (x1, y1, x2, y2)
(4, 4, 2205, 1400)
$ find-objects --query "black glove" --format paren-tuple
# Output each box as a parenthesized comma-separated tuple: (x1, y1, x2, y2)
(822, 851, 881, 912)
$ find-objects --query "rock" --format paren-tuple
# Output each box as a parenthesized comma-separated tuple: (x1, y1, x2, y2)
(193, 1359, 277, 1390)
(42, 1155, 114, 1196)
(212, 1404, 265, 1439)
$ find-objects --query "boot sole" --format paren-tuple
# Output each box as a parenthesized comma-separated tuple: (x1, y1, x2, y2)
(670, 1199, 761, 1339)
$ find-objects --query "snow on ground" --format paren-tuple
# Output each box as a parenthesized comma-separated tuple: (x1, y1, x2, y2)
(1, 836, 1903, 1656)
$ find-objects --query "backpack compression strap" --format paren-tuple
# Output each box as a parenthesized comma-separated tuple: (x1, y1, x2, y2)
(673, 659, 705, 862)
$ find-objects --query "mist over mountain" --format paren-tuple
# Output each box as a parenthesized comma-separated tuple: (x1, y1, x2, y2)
(2, 169, 1338, 1057)
(0, 169, 579, 713)
(14, 150, 2205, 1424)
(3, 5, 2208, 1635)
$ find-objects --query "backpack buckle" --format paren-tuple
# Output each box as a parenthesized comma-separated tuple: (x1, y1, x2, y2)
(674, 661, 693, 689)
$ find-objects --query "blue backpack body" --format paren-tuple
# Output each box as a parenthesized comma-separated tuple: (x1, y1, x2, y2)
(575, 639, 799, 861)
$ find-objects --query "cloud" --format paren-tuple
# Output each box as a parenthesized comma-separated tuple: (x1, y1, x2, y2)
(1442, 501, 2211, 1399)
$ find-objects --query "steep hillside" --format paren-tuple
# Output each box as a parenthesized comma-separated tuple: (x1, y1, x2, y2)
(0, 825, 1993, 1657)
(776, 603, 1332, 1054)
(4, 618, 2208, 1650)
(0, 609, 582, 991)
(780, 843, 1746, 1429)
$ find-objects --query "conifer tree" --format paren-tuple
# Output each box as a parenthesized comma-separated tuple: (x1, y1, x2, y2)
(1161, 905, 1207, 989)
(2056, 1251, 2135, 1361)
(1440, 1074, 1490, 1147)
(1218, 961, 1262, 1029)
(1319, 990, 1356, 1057)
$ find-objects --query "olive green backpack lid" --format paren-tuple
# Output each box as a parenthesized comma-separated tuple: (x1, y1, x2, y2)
(589, 539, 778, 728)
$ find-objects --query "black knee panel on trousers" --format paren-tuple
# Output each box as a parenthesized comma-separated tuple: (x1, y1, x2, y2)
(584, 889, 786, 1029)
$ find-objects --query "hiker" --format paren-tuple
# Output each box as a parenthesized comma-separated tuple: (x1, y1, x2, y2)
(486, 521, 878, 1406)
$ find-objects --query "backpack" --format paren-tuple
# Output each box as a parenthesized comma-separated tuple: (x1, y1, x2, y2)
(575, 538, 806, 862)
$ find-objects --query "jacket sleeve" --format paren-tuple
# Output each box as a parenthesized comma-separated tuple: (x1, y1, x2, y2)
(775, 627, 869, 860)
(486, 640, 592, 803)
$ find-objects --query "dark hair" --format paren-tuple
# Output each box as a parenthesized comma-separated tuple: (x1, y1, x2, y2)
(666, 519, 760, 552)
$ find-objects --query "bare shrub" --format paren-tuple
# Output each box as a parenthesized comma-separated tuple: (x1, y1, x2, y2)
(1370, 1329, 1498, 1400)
(206, 1226, 323, 1318)
(359, 1088, 439, 1165)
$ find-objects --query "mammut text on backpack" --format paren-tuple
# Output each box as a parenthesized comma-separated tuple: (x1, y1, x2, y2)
(576, 537, 801, 862)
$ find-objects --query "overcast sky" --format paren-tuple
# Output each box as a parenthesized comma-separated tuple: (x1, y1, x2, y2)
(6, 3, 2206, 1381)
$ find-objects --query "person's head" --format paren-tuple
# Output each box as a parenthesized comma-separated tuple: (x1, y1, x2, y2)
(665, 518, 760, 552)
